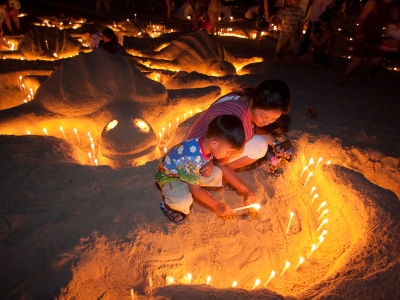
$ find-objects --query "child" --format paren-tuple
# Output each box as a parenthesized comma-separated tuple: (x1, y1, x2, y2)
(155, 115, 251, 223)
(273, 0, 304, 66)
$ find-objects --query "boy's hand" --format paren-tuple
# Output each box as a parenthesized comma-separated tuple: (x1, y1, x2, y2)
(214, 202, 233, 216)
(243, 190, 257, 206)
(200, 160, 213, 177)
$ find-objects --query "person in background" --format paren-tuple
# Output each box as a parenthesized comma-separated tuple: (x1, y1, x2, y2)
(273, 0, 304, 66)
(187, 79, 291, 197)
(299, 0, 336, 56)
(95, 0, 110, 22)
(0, 0, 20, 35)
(155, 115, 250, 223)
(310, 10, 335, 66)
(340, 0, 400, 85)
(166, 0, 175, 20)
(90, 27, 119, 54)
(207, 0, 222, 34)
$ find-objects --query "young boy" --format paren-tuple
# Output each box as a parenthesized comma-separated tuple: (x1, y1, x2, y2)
(155, 115, 251, 223)
(273, 0, 304, 66)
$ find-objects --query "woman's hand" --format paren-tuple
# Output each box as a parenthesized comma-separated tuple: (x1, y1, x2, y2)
(200, 160, 213, 177)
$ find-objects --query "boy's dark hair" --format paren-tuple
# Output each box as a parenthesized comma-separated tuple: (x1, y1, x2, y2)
(102, 27, 115, 39)
(206, 115, 245, 150)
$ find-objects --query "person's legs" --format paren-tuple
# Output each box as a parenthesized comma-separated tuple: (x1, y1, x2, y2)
(363, 56, 382, 84)
(162, 180, 193, 214)
(340, 56, 362, 85)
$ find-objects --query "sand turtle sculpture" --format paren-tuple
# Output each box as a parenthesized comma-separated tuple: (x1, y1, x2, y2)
(132, 30, 250, 76)
(15, 26, 83, 60)
(0, 48, 221, 166)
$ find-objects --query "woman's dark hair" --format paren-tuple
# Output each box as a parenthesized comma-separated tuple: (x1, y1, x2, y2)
(206, 115, 245, 150)
(238, 79, 291, 114)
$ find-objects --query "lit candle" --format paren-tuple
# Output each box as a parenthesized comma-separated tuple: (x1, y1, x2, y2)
(311, 193, 319, 203)
(304, 172, 313, 187)
(318, 209, 328, 221)
(176, 117, 179, 128)
(88, 152, 93, 165)
(233, 203, 260, 212)
(91, 143, 95, 157)
(45, 40, 49, 50)
(251, 278, 260, 289)
(320, 229, 328, 238)
(26, 130, 31, 135)
(307, 244, 317, 258)
(300, 166, 308, 177)
(168, 123, 171, 138)
(317, 235, 324, 248)
(310, 186, 316, 196)
(315, 157, 323, 169)
(187, 273, 192, 284)
(130, 289, 135, 300)
(59, 126, 67, 140)
(166, 276, 174, 285)
(264, 270, 276, 286)
(280, 261, 290, 276)
(162, 127, 165, 138)
(87, 131, 91, 140)
(184, 112, 187, 121)
(73, 128, 81, 143)
(317, 219, 328, 231)
(232, 281, 238, 287)
(134, 13, 137, 20)
(326, 160, 331, 165)
(94, 158, 98, 166)
(206, 275, 211, 285)
(43, 128, 48, 135)
(294, 256, 305, 271)
(307, 157, 314, 168)
(286, 211, 295, 234)
(317, 201, 327, 212)
(158, 132, 162, 142)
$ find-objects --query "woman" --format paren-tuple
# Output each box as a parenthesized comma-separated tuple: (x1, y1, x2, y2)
(187, 79, 290, 203)
(340, 0, 400, 85)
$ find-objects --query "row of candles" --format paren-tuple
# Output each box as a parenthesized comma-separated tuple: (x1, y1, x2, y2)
(27, 126, 98, 166)
(157, 156, 332, 290)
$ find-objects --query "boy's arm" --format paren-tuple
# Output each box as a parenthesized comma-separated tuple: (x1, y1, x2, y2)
(188, 183, 233, 216)
(215, 162, 257, 206)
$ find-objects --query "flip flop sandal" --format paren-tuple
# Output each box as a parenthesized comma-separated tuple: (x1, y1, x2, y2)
(160, 202, 186, 223)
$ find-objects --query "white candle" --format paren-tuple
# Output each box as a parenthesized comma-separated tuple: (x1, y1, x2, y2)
(300, 166, 308, 177)
(318, 209, 328, 221)
(317, 219, 328, 231)
(286, 211, 295, 234)
(187, 273, 192, 284)
(317, 201, 327, 212)
(162, 127, 165, 138)
(251, 278, 260, 289)
(317, 235, 325, 248)
(206, 275, 211, 285)
(304, 172, 313, 187)
(88, 152, 93, 165)
(310, 186, 316, 196)
(59, 126, 67, 140)
(130, 289, 135, 300)
(315, 157, 323, 169)
(26, 130, 31, 135)
(168, 123, 171, 138)
(307, 244, 317, 258)
(43, 128, 48, 135)
(94, 158, 98, 166)
(45, 40, 49, 50)
(166, 276, 174, 285)
(232, 281, 238, 287)
(233, 203, 260, 212)
(280, 261, 290, 276)
(91, 143, 95, 157)
(312, 193, 319, 203)
(264, 270, 276, 286)
(73, 128, 81, 143)
(294, 256, 305, 271)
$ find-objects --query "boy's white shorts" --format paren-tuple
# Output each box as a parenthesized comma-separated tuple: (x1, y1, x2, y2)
(162, 165, 222, 214)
